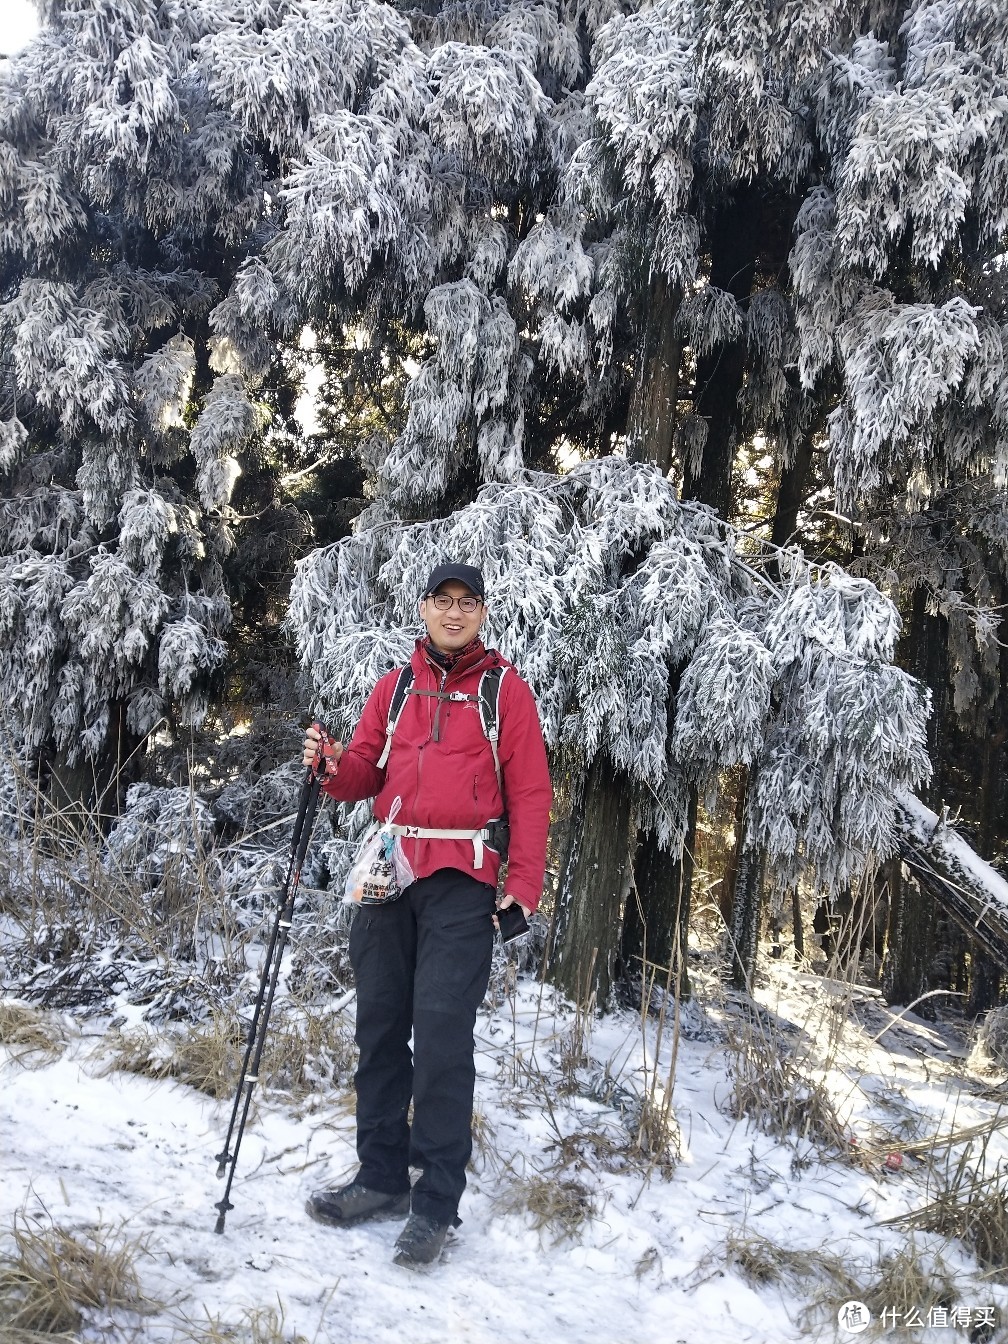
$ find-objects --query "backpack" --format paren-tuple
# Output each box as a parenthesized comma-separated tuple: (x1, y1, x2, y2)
(375, 663, 508, 795)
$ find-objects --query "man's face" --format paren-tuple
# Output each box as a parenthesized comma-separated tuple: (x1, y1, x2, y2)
(420, 579, 486, 654)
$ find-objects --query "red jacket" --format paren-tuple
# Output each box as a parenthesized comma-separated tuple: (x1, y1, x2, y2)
(322, 640, 552, 912)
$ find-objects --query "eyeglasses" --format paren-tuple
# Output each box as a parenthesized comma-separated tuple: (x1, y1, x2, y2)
(428, 593, 482, 614)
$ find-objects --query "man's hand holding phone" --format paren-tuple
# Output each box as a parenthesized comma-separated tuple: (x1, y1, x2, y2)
(494, 894, 530, 942)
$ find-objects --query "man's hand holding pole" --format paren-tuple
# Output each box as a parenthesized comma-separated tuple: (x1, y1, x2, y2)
(304, 723, 343, 776)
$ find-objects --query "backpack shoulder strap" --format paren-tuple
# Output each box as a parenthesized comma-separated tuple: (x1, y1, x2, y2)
(376, 666, 414, 769)
(477, 665, 508, 794)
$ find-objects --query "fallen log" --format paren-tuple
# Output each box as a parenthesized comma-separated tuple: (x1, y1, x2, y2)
(892, 790, 1008, 970)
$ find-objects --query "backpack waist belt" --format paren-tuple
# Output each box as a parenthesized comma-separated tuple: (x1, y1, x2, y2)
(386, 823, 496, 869)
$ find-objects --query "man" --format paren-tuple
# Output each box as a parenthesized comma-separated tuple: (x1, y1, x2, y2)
(302, 562, 552, 1268)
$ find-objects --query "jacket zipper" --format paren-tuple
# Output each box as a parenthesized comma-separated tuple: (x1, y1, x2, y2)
(431, 668, 448, 742)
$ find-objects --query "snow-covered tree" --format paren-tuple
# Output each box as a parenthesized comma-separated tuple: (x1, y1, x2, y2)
(0, 0, 350, 801)
(785, 5, 1008, 998)
(570, 0, 1007, 993)
(292, 0, 1006, 1001)
(6, 0, 1005, 1006)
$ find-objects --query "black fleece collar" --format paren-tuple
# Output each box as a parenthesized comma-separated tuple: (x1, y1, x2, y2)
(421, 635, 484, 671)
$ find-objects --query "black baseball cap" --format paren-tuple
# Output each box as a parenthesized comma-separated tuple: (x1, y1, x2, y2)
(423, 563, 485, 600)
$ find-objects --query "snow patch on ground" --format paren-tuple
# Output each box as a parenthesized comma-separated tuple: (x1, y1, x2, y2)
(3, 961, 1008, 1343)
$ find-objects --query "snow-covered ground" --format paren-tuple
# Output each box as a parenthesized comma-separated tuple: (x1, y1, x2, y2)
(3, 955, 1008, 1344)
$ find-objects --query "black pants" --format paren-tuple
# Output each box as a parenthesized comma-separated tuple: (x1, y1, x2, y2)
(348, 867, 496, 1224)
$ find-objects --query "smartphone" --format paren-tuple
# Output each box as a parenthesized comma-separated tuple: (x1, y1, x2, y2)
(496, 902, 529, 943)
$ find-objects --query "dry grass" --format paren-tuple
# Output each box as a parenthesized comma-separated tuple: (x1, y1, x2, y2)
(174, 1303, 310, 1343)
(623, 949, 684, 1177)
(631, 1089, 681, 1172)
(722, 1230, 962, 1338)
(859, 1239, 958, 1325)
(100, 1010, 243, 1100)
(781, 1236, 961, 1337)
(554, 1020, 592, 1094)
(547, 1126, 631, 1173)
(633, 1245, 661, 1280)
(0, 1003, 67, 1068)
(99, 999, 356, 1102)
(263, 1001, 357, 1097)
(886, 1133, 1008, 1279)
(0, 1211, 155, 1337)
(542, 1064, 681, 1177)
(724, 1010, 848, 1160)
(469, 1105, 498, 1172)
(494, 1172, 599, 1244)
(726, 1229, 855, 1296)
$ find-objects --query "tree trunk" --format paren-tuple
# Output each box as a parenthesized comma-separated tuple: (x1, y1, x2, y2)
(730, 842, 764, 991)
(720, 766, 748, 929)
(770, 431, 815, 558)
(883, 586, 946, 1005)
(622, 789, 698, 1000)
(723, 763, 764, 989)
(791, 886, 804, 960)
(677, 199, 760, 956)
(970, 715, 1007, 1013)
(970, 954, 1001, 1016)
(681, 195, 760, 515)
(621, 658, 696, 999)
(627, 269, 683, 473)
(547, 753, 636, 1010)
(883, 856, 937, 1012)
(715, 763, 770, 992)
(622, 267, 690, 994)
(831, 881, 883, 977)
(44, 699, 143, 830)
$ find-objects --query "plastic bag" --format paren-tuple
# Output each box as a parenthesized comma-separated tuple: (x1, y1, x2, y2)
(344, 797, 415, 906)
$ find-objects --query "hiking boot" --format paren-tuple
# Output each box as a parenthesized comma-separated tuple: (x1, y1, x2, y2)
(392, 1212, 451, 1268)
(306, 1181, 410, 1228)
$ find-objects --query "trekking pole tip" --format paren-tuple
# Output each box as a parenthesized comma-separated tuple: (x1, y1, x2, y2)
(214, 1195, 233, 1234)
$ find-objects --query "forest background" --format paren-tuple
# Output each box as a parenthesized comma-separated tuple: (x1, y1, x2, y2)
(0, 0, 1007, 1030)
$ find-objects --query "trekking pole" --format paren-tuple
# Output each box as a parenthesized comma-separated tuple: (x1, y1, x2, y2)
(214, 760, 324, 1233)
